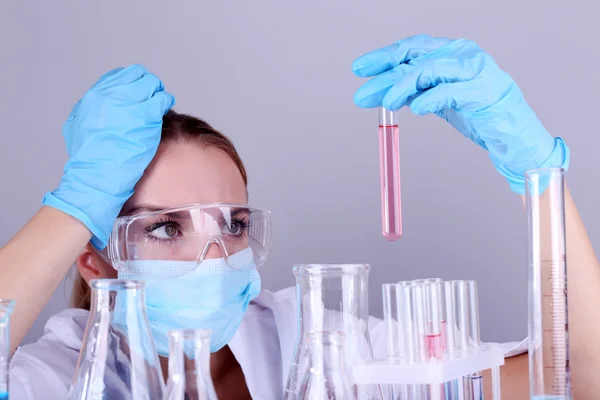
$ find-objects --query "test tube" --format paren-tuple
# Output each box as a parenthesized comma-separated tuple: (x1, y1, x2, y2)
(414, 278, 446, 350)
(451, 280, 478, 399)
(424, 282, 446, 400)
(467, 281, 483, 400)
(453, 281, 470, 354)
(411, 283, 427, 363)
(442, 282, 457, 357)
(423, 282, 443, 360)
(443, 281, 461, 400)
(400, 282, 420, 400)
(378, 107, 402, 240)
(396, 282, 415, 363)
(383, 283, 412, 400)
(383, 283, 402, 362)
(409, 282, 432, 399)
(526, 168, 571, 400)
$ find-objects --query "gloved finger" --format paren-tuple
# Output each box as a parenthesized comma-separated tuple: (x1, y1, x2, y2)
(354, 63, 414, 108)
(352, 35, 453, 78)
(409, 80, 495, 115)
(90, 67, 124, 88)
(408, 83, 458, 115)
(353, 76, 392, 108)
(407, 83, 489, 149)
(142, 90, 176, 120)
(379, 58, 481, 111)
(93, 64, 150, 90)
(108, 73, 165, 104)
(65, 99, 82, 123)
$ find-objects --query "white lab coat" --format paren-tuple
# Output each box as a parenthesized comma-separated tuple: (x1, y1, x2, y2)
(8, 287, 527, 399)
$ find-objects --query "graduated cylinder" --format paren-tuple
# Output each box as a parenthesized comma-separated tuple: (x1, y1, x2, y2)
(525, 168, 571, 400)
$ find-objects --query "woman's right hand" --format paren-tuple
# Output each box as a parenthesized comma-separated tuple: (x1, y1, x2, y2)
(352, 35, 569, 195)
(43, 64, 175, 249)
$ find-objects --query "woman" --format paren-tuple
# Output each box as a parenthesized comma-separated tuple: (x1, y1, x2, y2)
(1, 35, 598, 399)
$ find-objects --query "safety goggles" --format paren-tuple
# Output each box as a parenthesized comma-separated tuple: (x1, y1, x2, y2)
(106, 203, 272, 277)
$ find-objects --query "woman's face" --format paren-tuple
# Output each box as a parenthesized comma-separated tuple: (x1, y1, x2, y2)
(79, 140, 248, 281)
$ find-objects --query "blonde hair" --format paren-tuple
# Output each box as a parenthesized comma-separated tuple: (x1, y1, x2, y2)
(69, 110, 249, 310)
(70, 272, 92, 310)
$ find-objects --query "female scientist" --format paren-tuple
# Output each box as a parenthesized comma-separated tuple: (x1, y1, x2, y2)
(0, 35, 598, 399)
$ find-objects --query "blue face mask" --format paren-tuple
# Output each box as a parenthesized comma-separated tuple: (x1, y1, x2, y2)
(116, 247, 261, 356)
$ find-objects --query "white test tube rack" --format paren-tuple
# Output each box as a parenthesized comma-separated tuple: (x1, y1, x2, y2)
(352, 344, 503, 385)
(352, 279, 503, 399)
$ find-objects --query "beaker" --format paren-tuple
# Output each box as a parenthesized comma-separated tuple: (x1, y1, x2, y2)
(526, 168, 571, 400)
(164, 329, 217, 400)
(287, 331, 357, 400)
(68, 279, 164, 400)
(0, 300, 14, 399)
(285, 264, 384, 400)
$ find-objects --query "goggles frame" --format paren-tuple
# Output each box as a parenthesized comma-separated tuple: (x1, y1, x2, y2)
(104, 202, 272, 273)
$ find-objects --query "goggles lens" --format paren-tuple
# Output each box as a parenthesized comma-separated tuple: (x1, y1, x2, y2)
(108, 204, 272, 276)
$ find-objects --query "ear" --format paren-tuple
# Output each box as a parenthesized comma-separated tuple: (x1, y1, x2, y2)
(76, 244, 117, 284)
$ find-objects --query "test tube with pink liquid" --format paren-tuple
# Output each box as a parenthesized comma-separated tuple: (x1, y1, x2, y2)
(378, 107, 402, 240)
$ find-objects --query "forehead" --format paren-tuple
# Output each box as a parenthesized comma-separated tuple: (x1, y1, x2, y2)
(122, 141, 247, 214)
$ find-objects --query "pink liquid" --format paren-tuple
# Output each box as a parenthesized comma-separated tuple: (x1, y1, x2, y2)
(378, 124, 402, 240)
(426, 333, 443, 360)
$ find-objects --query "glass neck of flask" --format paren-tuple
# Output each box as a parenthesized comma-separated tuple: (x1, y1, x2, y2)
(168, 329, 213, 390)
(308, 331, 347, 372)
(294, 264, 370, 334)
(90, 279, 146, 314)
(88, 279, 157, 366)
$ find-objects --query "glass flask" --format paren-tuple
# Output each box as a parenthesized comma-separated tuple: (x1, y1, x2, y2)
(68, 279, 164, 400)
(287, 331, 356, 400)
(164, 329, 217, 400)
(285, 264, 384, 400)
(0, 300, 14, 400)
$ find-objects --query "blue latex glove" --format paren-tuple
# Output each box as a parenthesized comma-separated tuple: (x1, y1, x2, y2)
(43, 64, 175, 249)
(352, 35, 569, 194)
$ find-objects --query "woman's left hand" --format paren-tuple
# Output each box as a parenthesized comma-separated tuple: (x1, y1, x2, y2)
(352, 34, 569, 194)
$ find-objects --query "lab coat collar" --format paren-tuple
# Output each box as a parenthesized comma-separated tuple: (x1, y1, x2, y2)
(228, 287, 299, 397)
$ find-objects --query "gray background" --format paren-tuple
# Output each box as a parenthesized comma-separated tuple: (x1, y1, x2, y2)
(0, 0, 597, 346)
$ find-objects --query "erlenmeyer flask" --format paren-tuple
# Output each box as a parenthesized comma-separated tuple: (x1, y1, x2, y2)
(69, 279, 164, 400)
(0, 300, 15, 400)
(285, 264, 384, 400)
(289, 331, 356, 400)
(164, 329, 217, 400)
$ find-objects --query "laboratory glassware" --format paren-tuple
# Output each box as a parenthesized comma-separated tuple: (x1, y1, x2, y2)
(373, 279, 504, 400)
(379, 107, 402, 240)
(464, 281, 483, 400)
(69, 279, 164, 400)
(285, 264, 384, 400)
(287, 331, 357, 400)
(526, 168, 571, 400)
(0, 300, 15, 400)
(164, 329, 217, 400)
(382, 283, 420, 400)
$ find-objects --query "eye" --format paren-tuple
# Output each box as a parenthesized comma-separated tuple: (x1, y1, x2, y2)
(225, 221, 243, 235)
(224, 219, 250, 236)
(148, 223, 180, 239)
